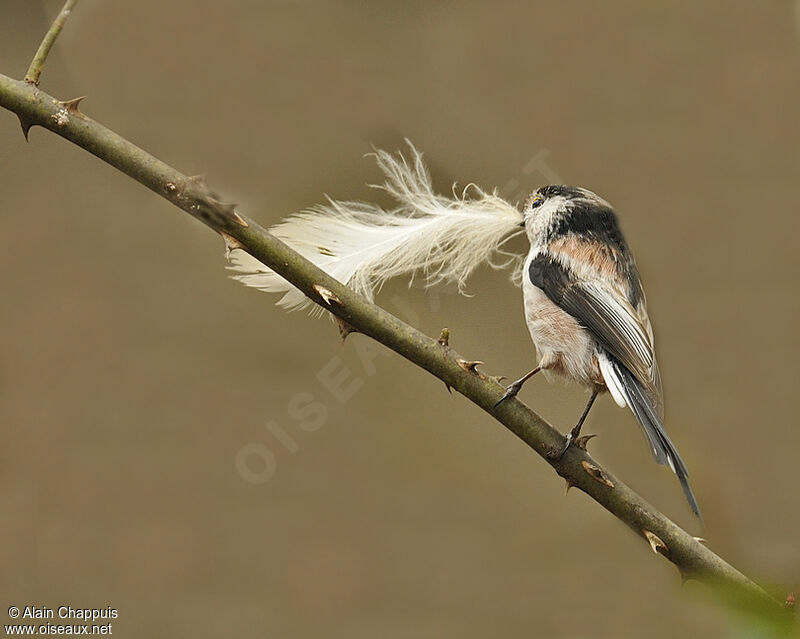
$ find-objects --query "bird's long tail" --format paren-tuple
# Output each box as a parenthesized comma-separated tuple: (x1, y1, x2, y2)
(227, 143, 524, 313)
(601, 355, 702, 518)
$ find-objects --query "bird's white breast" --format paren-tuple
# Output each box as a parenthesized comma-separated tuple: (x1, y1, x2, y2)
(522, 249, 600, 387)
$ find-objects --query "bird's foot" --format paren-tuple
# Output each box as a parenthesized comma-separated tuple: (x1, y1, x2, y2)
(547, 429, 596, 459)
(494, 380, 525, 408)
(493, 366, 542, 409)
(547, 432, 575, 460)
(547, 391, 598, 459)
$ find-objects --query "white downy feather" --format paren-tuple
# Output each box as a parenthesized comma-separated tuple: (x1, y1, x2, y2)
(227, 143, 525, 312)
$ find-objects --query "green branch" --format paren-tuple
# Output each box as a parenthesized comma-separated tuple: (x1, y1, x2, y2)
(24, 0, 79, 86)
(0, 28, 794, 634)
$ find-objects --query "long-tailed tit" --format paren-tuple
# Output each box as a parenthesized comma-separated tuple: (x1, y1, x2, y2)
(228, 144, 701, 518)
(495, 186, 700, 517)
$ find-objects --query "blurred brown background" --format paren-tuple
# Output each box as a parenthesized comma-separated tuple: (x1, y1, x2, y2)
(1, 1, 798, 637)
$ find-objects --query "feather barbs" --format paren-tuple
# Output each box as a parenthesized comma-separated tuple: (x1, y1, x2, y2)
(227, 143, 524, 312)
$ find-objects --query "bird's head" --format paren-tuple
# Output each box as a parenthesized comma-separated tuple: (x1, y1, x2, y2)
(521, 185, 611, 244)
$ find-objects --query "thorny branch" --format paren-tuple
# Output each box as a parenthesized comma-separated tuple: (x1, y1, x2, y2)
(0, 5, 795, 634)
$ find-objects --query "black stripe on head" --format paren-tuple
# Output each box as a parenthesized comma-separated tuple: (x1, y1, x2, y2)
(537, 185, 587, 200)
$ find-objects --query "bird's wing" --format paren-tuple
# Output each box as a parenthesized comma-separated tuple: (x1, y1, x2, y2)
(528, 250, 662, 412)
(528, 244, 697, 516)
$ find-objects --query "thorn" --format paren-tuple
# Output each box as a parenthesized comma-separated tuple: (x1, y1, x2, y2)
(17, 115, 32, 141)
(455, 359, 485, 378)
(488, 375, 507, 386)
(437, 327, 450, 347)
(643, 529, 670, 557)
(233, 212, 249, 227)
(580, 460, 614, 487)
(312, 284, 341, 306)
(443, 381, 452, 394)
(692, 536, 707, 545)
(335, 317, 358, 343)
(58, 96, 86, 114)
(564, 478, 575, 495)
(574, 434, 597, 450)
(220, 232, 246, 256)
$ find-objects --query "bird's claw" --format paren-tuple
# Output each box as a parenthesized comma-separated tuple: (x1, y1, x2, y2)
(547, 431, 596, 459)
(494, 382, 523, 408)
(547, 432, 574, 460)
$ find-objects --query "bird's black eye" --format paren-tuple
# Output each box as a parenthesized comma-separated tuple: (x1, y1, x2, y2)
(530, 195, 544, 209)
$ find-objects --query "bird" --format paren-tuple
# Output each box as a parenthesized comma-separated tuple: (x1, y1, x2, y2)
(227, 143, 701, 518)
(494, 185, 701, 518)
